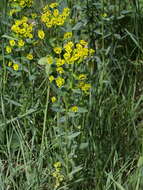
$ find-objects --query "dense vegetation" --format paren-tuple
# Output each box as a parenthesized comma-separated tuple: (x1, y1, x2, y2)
(1, 0, 143, 189)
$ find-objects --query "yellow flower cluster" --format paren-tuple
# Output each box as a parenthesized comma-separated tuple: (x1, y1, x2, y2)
(52, 162, 64, 188)
(53, 40, 95, 64)
(77, 73, 91, 93)
(64, 32, 72, 39)
(41, 3, 70, 28)
(55, 77, 65, 88)
(9, 0, 33, 8)
(46, 40, 94, 90)
(78, 82, 91, 93)
(8, 61, 19, 71)
(11, 16, 33, 38)
(71, 106, 78, 112)
(38, 30, 45, 40)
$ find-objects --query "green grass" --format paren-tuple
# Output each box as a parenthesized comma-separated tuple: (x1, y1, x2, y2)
(0, 0, 143, 189)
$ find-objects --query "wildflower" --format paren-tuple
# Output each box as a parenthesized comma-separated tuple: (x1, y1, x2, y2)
(55, 77, 65, 88)
(6, 46, 12, 53)
(51, 96, 56, 103)
(49, 2, 58, 9)
(56, 67, 64, 74)
(47, 56, 53, 64)
(78, 74, 87, 80)
(63, 52, 71, 61)
(101, 13, 107, 18)
(56, 58, 65, 67)
(13, 63, 19, 71)
(64, 32, 72, 39)
(54, 162, 62, 168)
(49, 75, 55, 82)
(53, 9, 59, 17)
(18, 39, 25, 47)
(81, 83, 91, 93)
(38, 30, 45, 39)
(89, 48, 95, 54)
(71, 106, 78, 112)
(26, 53, 33, 60)
(8, 61, 12, 67)
(9, 39, 16, 46)
(31, 13, 37, 19)
(80, 40, 88, 46)
(54, 47, 62, 54)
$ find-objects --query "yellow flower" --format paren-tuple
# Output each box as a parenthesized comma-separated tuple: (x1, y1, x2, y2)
(71, 106, 78, 112)
(49, 2, 58, 9)
(63, 52, 71, 61)
(18, 39, 25, 47)
(80, 40, 88, 46)
(89, 48, 95, 54)
(51, 96, 57, 103)
(64, 32, 72, 39)
(6, 46, 12, 54)
(56, 58, 65, 67)
(81, 83, 91, 92)
(31, 13, 37, 19)
(49, 75, 55, 82)
(62, 8, 70, 17)
(56, 67, 64, 74)
(26, 53, 33, 60)
(19, 0, 25, 7)
(78, 74, 87, 80)
(8, 61, 12, 67)
(55, 77, 65, 88)
(101, 13, 107, 18)
(47, 56, 53, 64)
(38, 30, 45, 39)
(54, 47, 62, 54)
(54, 162, 62, 168)
(53, 9, 59, 17)
(9, 39, 16, 46)
(13, 63, 19, 71)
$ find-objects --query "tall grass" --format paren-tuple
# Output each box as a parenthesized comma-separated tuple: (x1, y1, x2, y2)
(0, 0, 143, 189)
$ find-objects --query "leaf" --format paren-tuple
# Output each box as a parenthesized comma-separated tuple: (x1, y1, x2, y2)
(137, 156, 143, 167)
(125, 29, 143, 53)
(2, 34, 18, 40)
(67, 132, 81, 140)
(4, 97, 22, 107)
(78, 107, 88, 113)
(72, 22, 83, 30)
(68, 165, 83, 178)
(45, 64, 51, 75)
(79, 142, 88, 149)
(38, 57, 48, 66)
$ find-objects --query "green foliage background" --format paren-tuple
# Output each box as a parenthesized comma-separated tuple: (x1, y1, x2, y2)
(1, 0, 143, 189)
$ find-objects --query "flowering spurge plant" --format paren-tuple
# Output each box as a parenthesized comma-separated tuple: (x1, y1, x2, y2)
(4, 2, 70, 71)
(38, 37, 95, 114)
(2, 1, 95, 188)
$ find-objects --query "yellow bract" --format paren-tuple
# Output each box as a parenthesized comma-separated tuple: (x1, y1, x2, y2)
(38, 30, 45, 39)
(54, 47, 62, 54)
(49, 75, 55, 82)
(9, 39, 16, 46)
(18, 39, 25, 47)
(55, 77, 65, 88)
(13, 63, 19, 71)
(41, 4, 70, 28)
(6, 46, 12, 54)
(51, 96, 57, 103)
(71, 106, 78, 112)
(64, 32, 72, 39)
(26, 53, 33, 60)
(11, 17, 34, 39)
